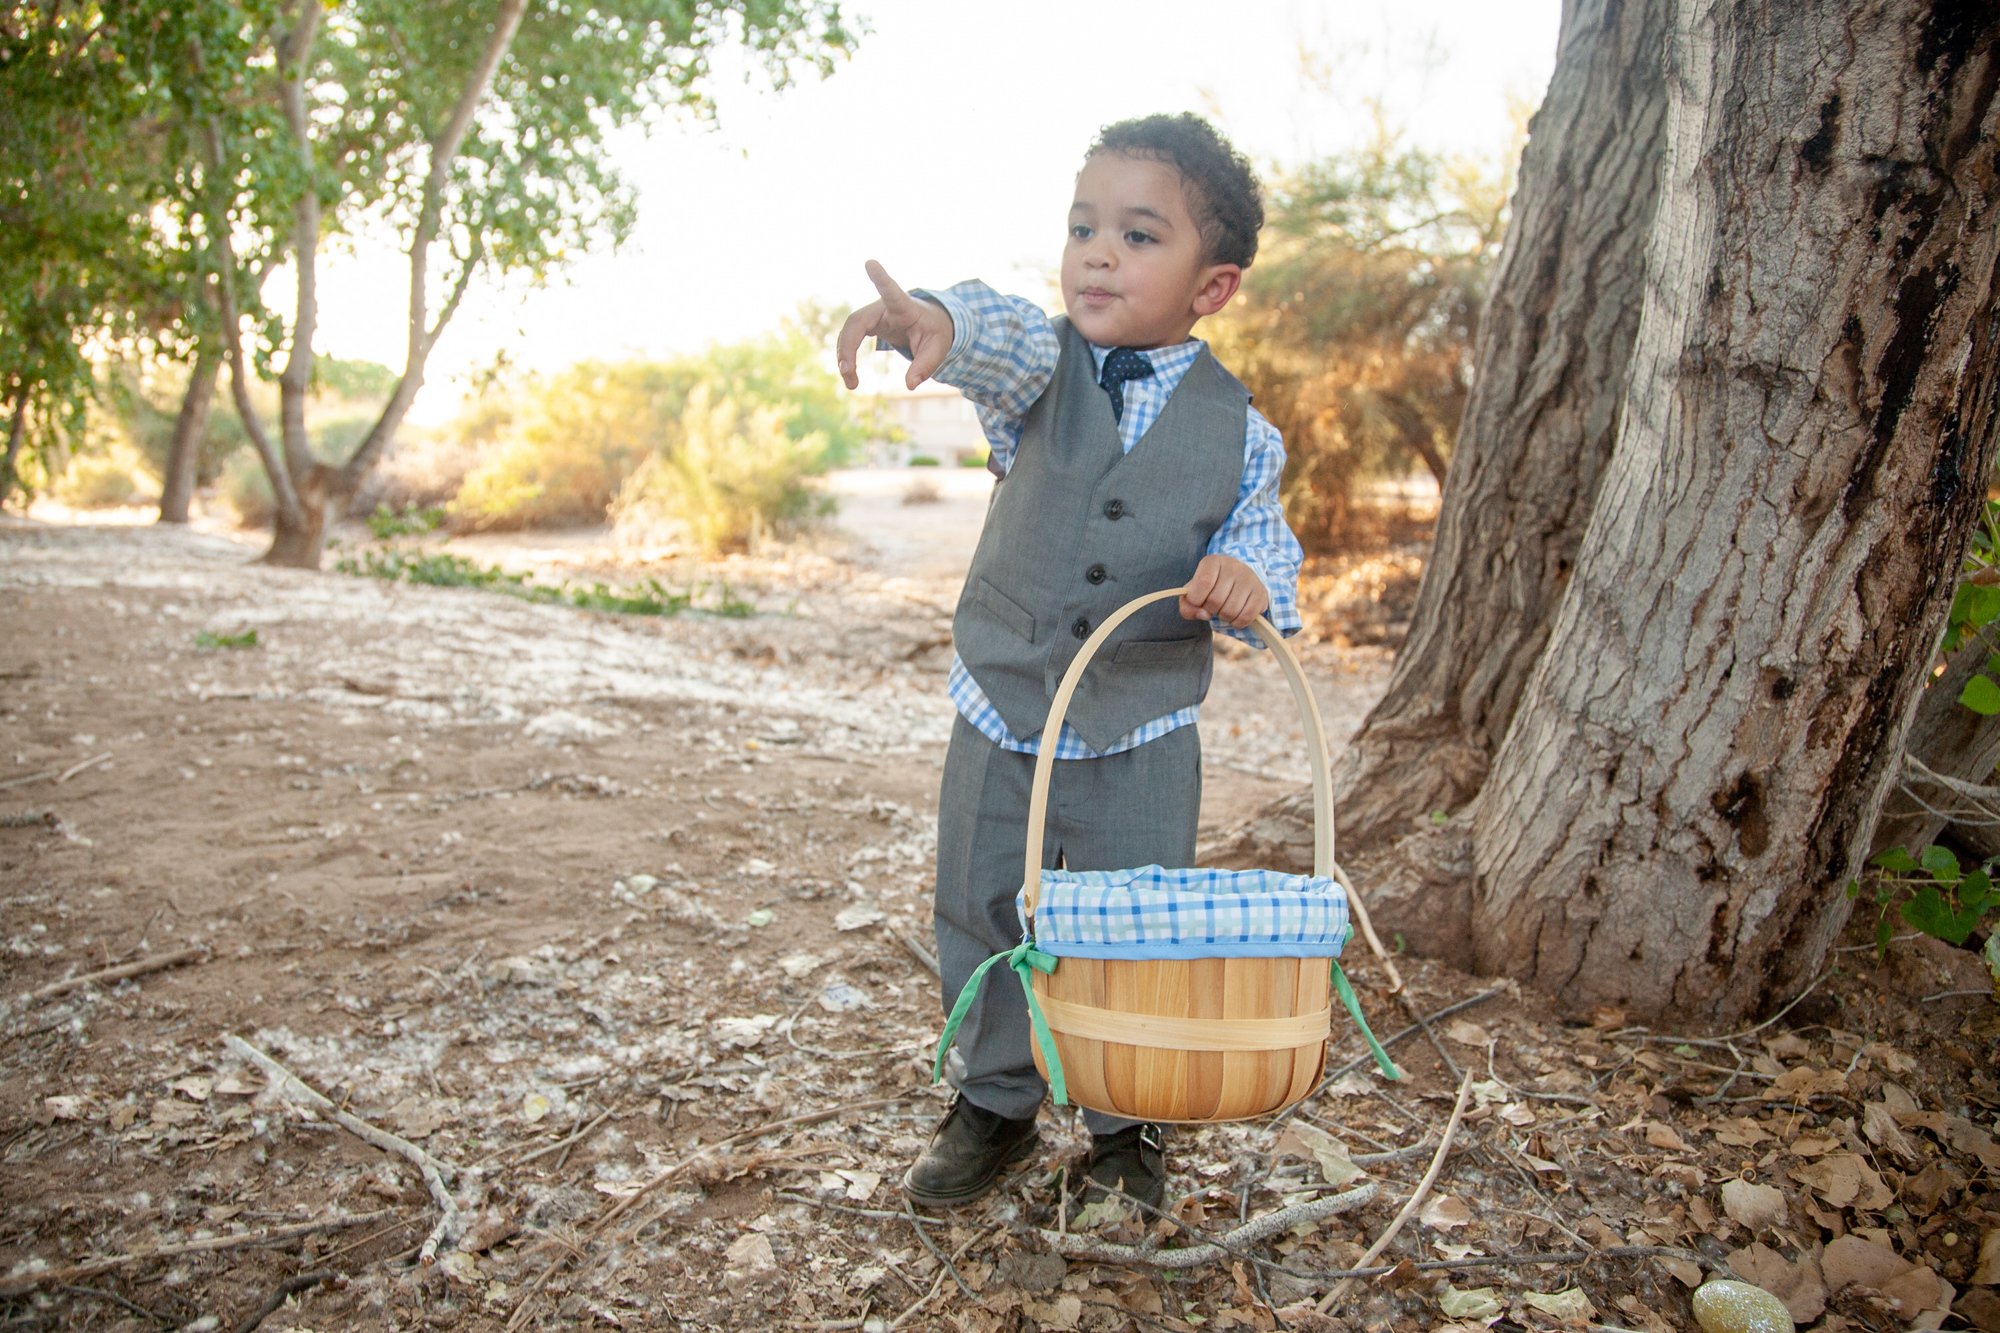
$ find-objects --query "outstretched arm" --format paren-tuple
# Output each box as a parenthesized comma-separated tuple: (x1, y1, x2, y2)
(836, 261, 955, 390)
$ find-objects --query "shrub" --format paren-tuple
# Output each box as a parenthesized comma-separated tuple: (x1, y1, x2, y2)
(219, 451, 275, 528)
(448, 362, 672, 529)
(610, 384, 832, 556)
(907, 454, 940, 467)
(51, 446, 149, 508)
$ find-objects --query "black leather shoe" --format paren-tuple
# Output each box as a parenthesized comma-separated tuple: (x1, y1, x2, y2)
(902, 1096, 1041, 1207)
(1069, 1122, 1168, 1221)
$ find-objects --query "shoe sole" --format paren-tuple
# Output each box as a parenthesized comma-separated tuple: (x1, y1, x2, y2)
(899, 1132, 1041, 1208)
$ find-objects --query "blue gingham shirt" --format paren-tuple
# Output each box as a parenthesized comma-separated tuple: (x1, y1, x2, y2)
(913, 281, 1304, 759)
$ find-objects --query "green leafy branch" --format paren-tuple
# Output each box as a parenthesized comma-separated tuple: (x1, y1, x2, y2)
(1855, 844, 1998, 954)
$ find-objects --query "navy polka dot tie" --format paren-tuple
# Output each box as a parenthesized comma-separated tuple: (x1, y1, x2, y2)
(1099, 347, 1154, 423)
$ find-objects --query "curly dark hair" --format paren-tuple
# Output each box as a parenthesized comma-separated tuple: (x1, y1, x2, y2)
(1087, 113, 1264, 269)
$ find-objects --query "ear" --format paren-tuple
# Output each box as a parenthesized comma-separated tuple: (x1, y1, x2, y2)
(1191, 263, 1242, 318)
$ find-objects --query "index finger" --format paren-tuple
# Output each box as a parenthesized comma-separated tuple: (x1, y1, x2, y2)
(865, 259, 916, 312)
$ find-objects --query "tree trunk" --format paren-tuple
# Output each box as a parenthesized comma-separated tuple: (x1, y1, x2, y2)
(1469, 0, 2000, 1024)
(1210, 0, 1673, 874)
(1, 389, 24, 510)
(260, 462, 348, 568)
(157, 350, 220, 524)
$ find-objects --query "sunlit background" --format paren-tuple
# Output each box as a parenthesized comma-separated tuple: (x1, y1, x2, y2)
(314, 0, 1559, 417)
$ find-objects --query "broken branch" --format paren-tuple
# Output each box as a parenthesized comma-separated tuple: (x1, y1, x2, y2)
(26, 945, 208, 1002)
(0, 1211, 392, 1296)
(1037, 1182, 1378, 1269)
(1317, 1069, 1475, 1312)
(222, 1034, 463, 1264)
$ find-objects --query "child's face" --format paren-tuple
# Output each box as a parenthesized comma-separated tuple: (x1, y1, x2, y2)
(1061, 152, 1241, 350)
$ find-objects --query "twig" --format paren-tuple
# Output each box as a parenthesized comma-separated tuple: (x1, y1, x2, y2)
(1330, 862, 1404, 993)
(222, 1034, 463, 1264)
(1317, 1069, 1474, 1313)
(55, 1284, 173, 1326)
(514, 1103, 617, 1169)
(56, 752, 112, 783)
(1038, 1182, 1378, 1269)
(774, 1192, 947, 1225)
(888, 924, 940, 977)
(506, 1094, 909, 1331)
(231, 1269, 338, 1333)
(0, 1212, 392, 1296)
(25, 946, 208, 1001)
(1610, 971, 1830, 1048)
(1920, 988, 1991, 1002)
(0, 767, 62, 791)
(904, 1198, 974, 1298)
(1273, 987, 1505, 1128)
(785, 999, 930, 1060)
(1302, 1243, 1712, 1281)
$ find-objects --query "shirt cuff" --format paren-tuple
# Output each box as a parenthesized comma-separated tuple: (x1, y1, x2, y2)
(870, 287, 971, 374)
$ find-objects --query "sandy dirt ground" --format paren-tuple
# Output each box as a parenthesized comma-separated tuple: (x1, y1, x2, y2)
(1, 474, 1996, 1333)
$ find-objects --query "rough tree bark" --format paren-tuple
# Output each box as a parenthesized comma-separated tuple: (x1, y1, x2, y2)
(157, 350, 219, 524)
(1468, 0, 1999, 1023)
(1212, 0, 1673, 871)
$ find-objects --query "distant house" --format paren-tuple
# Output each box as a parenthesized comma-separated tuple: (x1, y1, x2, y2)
(863, 379, 988, 468)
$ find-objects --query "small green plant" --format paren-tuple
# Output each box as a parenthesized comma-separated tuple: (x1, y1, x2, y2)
(366, 503, 445, 539)
(334, 549, 751, 619)
(906, 454, 940, 467)
(958, 450, 990, 469)
(195, 629, 260, 650)
(1853, 844, 1998, 954)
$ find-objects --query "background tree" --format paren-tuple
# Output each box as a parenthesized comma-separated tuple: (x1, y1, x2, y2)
(0, 4, 235, 507)
(201, 0, 855, 568)
(1210, 129, 1508, 555)
(1230, 0, 1998, 1024)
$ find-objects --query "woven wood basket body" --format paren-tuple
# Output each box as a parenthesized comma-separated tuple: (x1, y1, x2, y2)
(1022, 587, 1341, 1124)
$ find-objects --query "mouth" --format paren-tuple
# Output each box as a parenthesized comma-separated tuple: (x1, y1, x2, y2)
(1076, 287, 1117, 306)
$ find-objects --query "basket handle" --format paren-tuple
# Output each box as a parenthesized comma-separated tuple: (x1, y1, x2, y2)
(1021, 586, 1334, 920)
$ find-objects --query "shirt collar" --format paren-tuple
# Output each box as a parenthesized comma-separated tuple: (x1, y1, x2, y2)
(1087, 337, 1205, 388)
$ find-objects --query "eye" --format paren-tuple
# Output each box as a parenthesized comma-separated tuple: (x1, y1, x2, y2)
(1124, 229, 1156, 246)
(1069, 224, 1093, 241)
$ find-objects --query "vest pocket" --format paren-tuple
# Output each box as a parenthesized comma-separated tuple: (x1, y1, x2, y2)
(974, 578, 1037, 642)
(1110, 636, 1204, 665)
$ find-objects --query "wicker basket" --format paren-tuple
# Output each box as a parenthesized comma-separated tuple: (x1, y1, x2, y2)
(1007, 587, 1391, 1123)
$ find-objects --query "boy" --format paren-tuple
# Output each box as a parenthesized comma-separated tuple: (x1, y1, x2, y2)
(836, 113, 1303, 1215)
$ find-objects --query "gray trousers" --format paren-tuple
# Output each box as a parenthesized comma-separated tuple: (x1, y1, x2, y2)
(933, 714, 1201, 1135)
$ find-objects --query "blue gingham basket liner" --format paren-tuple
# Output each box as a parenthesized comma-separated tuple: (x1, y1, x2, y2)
(1018, 865, 1350, 960)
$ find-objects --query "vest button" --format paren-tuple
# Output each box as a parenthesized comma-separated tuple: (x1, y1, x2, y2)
(1102, 498, 1125, 520)
(1072, 617, 1091, 640)
(1085, 564, 1107, 585)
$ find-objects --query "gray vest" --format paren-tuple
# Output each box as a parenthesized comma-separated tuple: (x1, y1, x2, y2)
(952, 319, 1249, 750)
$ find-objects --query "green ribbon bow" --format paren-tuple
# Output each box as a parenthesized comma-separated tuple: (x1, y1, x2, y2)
(932, 940, 1069, 1106)
(1330, 957, 1402, 1080)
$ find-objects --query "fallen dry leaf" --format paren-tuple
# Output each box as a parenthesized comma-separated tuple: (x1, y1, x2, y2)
(1973, 1229, 2000, 1286)
(1769, 1066, 1846, 1099)
(1720, 1178, 1786, 1232)
(1788, 1152, 1891, 1211)
(1442, 1018, 1492, 1046)
(1726, 1241, 1827, 1322)
(1644, 1121, 1688, 1151)
(1822, 1234, 1910, 1293)
(1419, 1194, 1472, 1231)
(1521, 1286, 1594, 1320)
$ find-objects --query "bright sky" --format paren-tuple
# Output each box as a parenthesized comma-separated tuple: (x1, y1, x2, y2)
(314, 0, 1559, 418)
